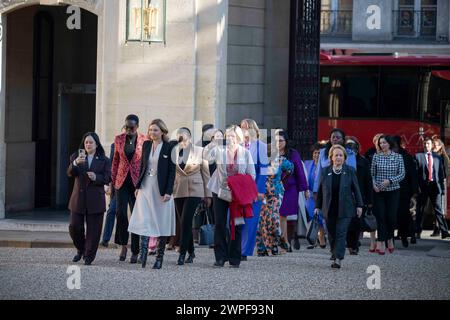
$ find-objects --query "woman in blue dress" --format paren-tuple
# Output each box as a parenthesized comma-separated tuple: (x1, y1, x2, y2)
(240, 119, 269, 260)
(305, 143, 326, 249)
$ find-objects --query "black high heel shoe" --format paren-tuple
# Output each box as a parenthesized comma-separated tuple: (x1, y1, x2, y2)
(119, 246, 127, 261)
(271, 247, 279, 256)
(153, 258, 163, 269)
(185, 252, 195, 264)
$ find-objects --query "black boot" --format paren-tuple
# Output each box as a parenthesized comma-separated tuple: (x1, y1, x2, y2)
(153, 236, 167, 269)
(177, 254, 186, 265)
(185, 252, 195, 263)
(140, 236, 149, 268)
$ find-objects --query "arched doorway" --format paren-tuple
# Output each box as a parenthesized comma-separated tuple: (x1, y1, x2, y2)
(2, 4, 98, 215)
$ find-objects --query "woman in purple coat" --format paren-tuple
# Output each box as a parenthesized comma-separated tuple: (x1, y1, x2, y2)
(276, 130, 308, 252)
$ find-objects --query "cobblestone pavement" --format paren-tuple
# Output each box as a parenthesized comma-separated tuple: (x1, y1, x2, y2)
(1, 237, 449, 300)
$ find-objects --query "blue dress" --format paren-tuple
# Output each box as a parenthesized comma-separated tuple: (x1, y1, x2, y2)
(305, 160, 324, 227)
(241, 141, 269, 257)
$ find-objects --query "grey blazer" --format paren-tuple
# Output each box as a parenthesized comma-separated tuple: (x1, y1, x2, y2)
(315, 164, 364, 220)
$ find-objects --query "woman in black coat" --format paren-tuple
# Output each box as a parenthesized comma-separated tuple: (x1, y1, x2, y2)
(315, 145, 364, 269)
(67, 132, 111, 265)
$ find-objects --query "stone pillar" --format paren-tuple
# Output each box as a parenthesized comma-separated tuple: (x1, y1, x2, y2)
(352, 0, 393, 42)
(0, 14, 6, 219)
(195, 0, 229, 132)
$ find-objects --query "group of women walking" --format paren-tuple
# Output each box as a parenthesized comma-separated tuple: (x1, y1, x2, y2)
(66, 115, 449, 270)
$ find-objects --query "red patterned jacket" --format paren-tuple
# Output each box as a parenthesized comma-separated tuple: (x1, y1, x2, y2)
(111, 133, 148, 189)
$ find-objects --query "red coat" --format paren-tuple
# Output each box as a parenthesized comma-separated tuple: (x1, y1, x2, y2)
(228, 174, 258, 240)
(111, 133, 148, 189)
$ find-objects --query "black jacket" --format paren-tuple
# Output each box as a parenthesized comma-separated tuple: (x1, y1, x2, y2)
(136, 140, 176, 196)
(316, 164, 364, 220)
(398, 148, 419, 198)
(415, 151, 446, 195)
(356, 154, 373, 206)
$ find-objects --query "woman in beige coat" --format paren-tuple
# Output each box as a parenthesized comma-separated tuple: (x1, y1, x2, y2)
(173, 127, 212, 265)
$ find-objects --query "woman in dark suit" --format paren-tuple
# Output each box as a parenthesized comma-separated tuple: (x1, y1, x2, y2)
(315, 145, 363, 269)
(345, 136, 373, 255)
(128, 119, 177, 269)
(67, 132, 111, 265)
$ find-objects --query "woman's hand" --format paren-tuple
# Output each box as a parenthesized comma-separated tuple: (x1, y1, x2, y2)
(86, 172, 96, 181)
(356, 207, 363, 218)
(305, 190, 311, 200)
(381, 179, 391, 188)
(204, 197, 212, 207)
(373, 184, 380, 193)
(75, 155, 86, 165)
(162, 194, 171, 202)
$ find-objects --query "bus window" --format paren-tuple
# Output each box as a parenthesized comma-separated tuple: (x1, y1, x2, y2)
(423, 74, 450, 124)
(320, 66, 378, 118)
(379, 67, 419, 119)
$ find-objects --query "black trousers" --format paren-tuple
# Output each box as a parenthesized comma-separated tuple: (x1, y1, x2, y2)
(417, 182, 449, 234)
(174, 197, 202, 255)
(69, 212, 104, 261)
(346, 216, 361, 250)
(114, 174, 139, 255)
(326, 212, 352, 260)
(213, 193, 242, 266)
(373, 190, 400, 241)
(397, 190, 414, 238)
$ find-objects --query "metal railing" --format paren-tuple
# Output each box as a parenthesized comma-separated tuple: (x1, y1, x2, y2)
(320, 10, 352, 36)
(393, 9, 437, 38)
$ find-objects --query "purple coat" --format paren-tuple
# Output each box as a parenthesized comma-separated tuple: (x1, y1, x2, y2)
(280, 149, 308, 216)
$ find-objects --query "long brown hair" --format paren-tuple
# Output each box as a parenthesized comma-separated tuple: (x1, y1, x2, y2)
(433, 138, 450, 164)
(148, 119, 169, 142)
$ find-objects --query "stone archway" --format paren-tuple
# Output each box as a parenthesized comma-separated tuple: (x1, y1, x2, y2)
(0, 0, 104, 218)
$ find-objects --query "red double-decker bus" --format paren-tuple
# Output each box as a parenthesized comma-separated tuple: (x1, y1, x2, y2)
(319, 52, 450, 219)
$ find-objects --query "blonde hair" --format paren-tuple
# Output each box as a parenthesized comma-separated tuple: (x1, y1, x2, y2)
(328, 144, 347, 163)
(226, 125, 244, 144)
(241, 119, 260, 140)
(433, 137, 450, 164)
(148, 119, 169, 142)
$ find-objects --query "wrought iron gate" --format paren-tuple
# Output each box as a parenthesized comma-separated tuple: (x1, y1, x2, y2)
(288, 0, 321, 159)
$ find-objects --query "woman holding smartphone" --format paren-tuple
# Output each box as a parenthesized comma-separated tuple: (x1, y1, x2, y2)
(67, 132, 111, 265)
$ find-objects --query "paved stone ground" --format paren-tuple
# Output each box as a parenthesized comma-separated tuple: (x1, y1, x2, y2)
(0, 237, 449, 300)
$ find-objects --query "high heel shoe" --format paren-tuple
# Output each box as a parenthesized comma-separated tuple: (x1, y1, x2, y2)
(153, 258, 163, 269)
(119, 246, 127, 261)
(271, 247, 279, 256)
(388, 247, 395, 254)
(377, 249, 385, 255)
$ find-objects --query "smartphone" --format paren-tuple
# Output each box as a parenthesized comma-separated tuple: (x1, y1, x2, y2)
(78, 149, 86, 158)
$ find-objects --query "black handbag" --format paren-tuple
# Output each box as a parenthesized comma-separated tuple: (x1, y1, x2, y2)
(306, 212, 320, 245)
(199, 210, 215, 246)
(361, 208, 377, 232)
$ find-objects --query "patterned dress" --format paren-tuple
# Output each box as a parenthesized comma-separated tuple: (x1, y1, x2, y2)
(256, 156, 294, 254)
